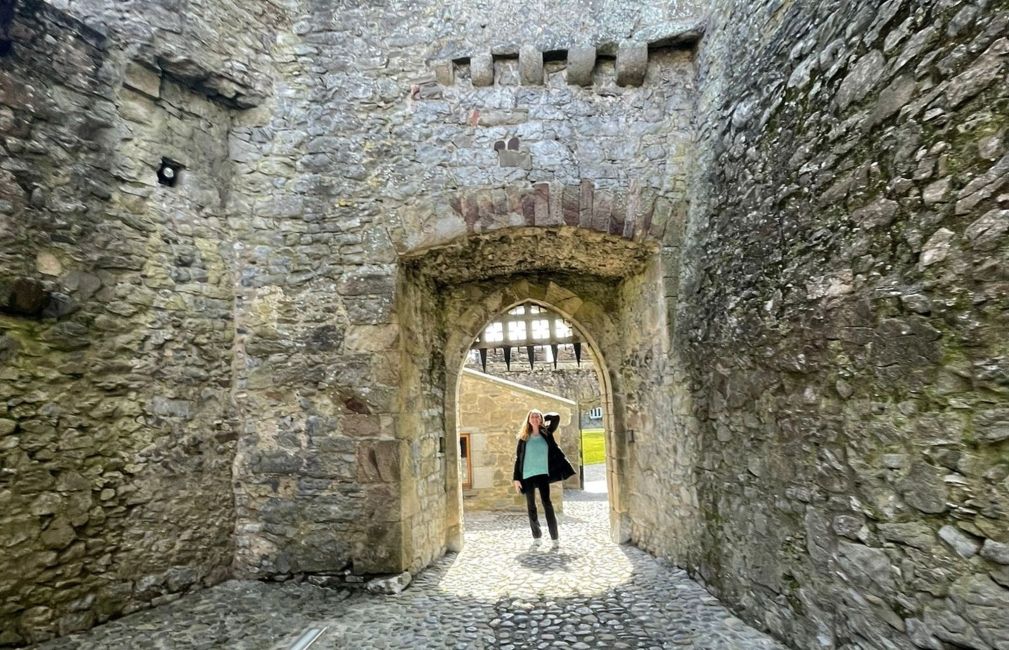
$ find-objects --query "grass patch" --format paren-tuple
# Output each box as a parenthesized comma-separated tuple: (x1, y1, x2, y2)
(581, 428, 606, 465)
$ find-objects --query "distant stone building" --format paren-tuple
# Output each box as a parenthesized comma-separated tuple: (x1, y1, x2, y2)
(456, 369, 580, 511)
(579, 400, 604, 430)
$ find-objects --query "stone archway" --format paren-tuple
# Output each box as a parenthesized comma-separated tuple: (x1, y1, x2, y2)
(393, 225, 701, 574)
(442, 285, 627, 552)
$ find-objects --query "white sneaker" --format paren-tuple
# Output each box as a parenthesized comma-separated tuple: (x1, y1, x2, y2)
(550, 539, 560, 550)
(530, 538, 542, 549)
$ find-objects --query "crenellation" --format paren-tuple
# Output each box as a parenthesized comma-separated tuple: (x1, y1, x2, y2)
(616, 42, 649, 87)
(470, 53, 494, 87)
(431, 41, 691, 91)
(518, 44, 543, 86)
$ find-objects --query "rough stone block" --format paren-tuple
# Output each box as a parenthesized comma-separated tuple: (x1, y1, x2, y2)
(533, 182, 550, 225)
(939, 525, 982, 558)
(561, 185, 581, 226)
(616, 42, 648, 87)
(578, 179, 594, 228)
(124, 61, 161, 99)
(480, 110, 528, 126)
(366, 571, 412, 594)
(471, 53, 494, 87)
(519, 45, 543, 85)
(567, 46, 596, 86)
(521, 190, 537, 225)
(591, 191, 612, 232)
(498, 149, 531, 169)
(432, 60, 454, 85)
(357, 440, 401, 483)
(608, 193, 626, 235)
(980, 539, 1009, 564)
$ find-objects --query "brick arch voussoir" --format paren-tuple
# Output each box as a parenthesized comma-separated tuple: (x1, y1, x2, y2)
(447, 182, 666, 244)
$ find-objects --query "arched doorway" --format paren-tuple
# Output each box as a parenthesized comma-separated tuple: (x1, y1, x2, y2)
(394, 226, 699, 574)
(449, 298, 618, 548)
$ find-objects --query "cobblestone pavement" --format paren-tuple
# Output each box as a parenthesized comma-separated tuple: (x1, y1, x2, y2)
(34, 468, 785, 649)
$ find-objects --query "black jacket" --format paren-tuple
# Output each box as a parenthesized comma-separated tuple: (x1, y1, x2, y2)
(512, 412, 576, 493)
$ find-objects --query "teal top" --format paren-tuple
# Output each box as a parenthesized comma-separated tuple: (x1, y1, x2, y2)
(522, 433, 549, 479)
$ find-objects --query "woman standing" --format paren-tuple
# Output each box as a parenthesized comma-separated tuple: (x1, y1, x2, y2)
(512, 409, 576, 548)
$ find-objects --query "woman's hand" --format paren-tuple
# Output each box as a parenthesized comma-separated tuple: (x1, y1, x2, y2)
(513, 480, 522, 493)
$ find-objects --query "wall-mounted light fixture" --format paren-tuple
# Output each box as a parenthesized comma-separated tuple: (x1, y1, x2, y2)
(157, 158, 183, 187)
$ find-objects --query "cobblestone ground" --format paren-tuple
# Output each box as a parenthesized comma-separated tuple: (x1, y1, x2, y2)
(34, 467, 785, 649)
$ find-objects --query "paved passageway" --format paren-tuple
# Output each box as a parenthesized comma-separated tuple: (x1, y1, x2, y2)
(36, 469, 783, 649)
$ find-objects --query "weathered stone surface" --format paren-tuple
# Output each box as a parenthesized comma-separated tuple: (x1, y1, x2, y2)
(498, 149, 532, 169)
(939, 526, 982, 558)
(900, 462, 948, 514)
(981, 540, 1009, 565)
(567, 46, 596, 86)
(365, 571, 412, 595)
(432, 60, 454, 85)
(471, 53, 494, 86)
(615, 42, 648, 86)
(974, 407, 1009, 443)
(834, 49, 885, 109)
(964, 209, 1009, 252)
(680, 0, 1009, 648)
(6, 0, 1007, 648)
(1, 0, 243, 643)
(519, 44, 543, 85)
(878, 522, 935, 551)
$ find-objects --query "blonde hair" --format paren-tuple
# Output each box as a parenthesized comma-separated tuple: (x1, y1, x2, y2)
(517, 409, 545, 441)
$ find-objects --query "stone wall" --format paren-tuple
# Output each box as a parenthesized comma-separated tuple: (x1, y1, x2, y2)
(1, 1, 241, 644)
(457, 369, 578, 511)
(227, 0, 701, 581)
(17, 1, 1007, 648)
(682, 0, 1009, 647)
(45, 0, 283, 106)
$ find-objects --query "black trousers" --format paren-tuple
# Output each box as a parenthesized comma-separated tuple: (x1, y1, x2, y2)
(524, 474, 558, 540)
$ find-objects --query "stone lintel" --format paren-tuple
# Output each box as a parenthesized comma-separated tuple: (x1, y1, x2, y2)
(491, 43, 521, 57)
(519, 45, 544, 85)
(471, 53, 494, 87)
(567, 46, 596, 86)
(616, 42, 648, 87)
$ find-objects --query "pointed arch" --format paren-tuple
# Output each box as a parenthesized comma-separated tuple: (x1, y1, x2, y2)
(440, 277, 631, 551)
